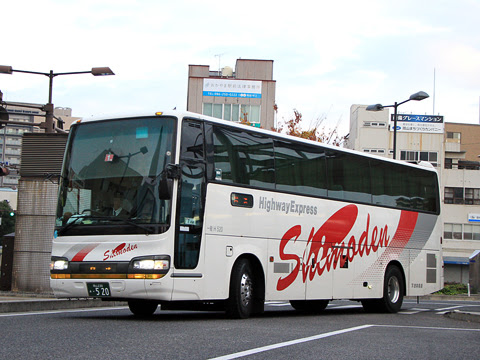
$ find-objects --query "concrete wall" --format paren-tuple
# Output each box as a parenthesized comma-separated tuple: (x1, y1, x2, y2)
(12, 179, 57, 293)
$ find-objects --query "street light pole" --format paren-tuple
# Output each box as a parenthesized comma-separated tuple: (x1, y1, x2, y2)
(366, 91, 429, 160)
(0, 66, 114, 133)
(392, 101, 398, 160)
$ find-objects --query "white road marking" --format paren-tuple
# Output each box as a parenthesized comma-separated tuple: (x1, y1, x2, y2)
(209, 324, 480, 360)
(328, 304, 363, 309)
(208, 325, 373, 360)
(399, 308, 430, 315)
(435, 305, 463, 312)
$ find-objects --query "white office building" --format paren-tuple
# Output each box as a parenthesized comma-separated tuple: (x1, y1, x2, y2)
(347, 105, 480, 284)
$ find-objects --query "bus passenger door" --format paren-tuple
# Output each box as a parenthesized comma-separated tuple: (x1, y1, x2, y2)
(172, 162, 206, 299)
(172, 119, 207, 300)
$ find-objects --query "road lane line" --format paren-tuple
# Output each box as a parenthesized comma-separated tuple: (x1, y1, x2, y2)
(208, 325, 373, 360)
(329, 305, 363, 309)
(375, 324, 480, 332)
(209, 324, 480, 360)
(399, 308, 430, 315)
(435, 305, 463, 311)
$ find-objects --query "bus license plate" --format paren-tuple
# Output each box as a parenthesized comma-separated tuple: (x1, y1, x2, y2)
(87, 283, 111, 297)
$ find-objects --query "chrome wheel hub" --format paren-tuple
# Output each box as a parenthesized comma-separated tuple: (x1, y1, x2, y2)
(240, 273, 252, 307)
(388, 276, 400, 303)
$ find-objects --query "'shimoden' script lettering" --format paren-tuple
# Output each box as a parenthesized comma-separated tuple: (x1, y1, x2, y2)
(277, 204, 391, 291)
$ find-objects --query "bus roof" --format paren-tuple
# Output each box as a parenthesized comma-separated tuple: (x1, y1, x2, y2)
(77, 110, 439, 174)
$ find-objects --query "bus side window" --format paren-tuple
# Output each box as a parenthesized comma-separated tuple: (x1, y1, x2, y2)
(181, 120, 204, 160)
(274, 140, 327, 197)
(213, 126, 274, 189)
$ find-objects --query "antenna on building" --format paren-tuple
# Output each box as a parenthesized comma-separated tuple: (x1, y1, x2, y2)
(433, 68, 436, 115)
(215, 53, 226, 74)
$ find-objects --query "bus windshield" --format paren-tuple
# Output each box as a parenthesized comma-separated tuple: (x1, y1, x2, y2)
(56, 116, 176, 235)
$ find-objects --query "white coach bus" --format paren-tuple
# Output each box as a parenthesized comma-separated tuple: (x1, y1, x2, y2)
(50, 111, 443, 318)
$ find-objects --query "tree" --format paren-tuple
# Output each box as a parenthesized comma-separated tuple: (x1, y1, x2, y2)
(272, 108, 346, 146)
(0, 200, 16, 239)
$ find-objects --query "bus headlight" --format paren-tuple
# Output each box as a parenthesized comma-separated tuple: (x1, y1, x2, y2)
(133, 259, 169, 270)
(128, 255, 170, 279)
(50, 256, 71, 279)
(50, 257, 69, 271)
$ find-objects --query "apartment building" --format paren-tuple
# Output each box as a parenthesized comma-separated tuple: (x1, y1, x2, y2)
(0, 104, 79, 189)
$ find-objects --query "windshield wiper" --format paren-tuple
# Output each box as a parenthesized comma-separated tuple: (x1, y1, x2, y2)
(58, 214, 154, 235)
(100, 216, 154, 234)
(57, 215, 87, 236)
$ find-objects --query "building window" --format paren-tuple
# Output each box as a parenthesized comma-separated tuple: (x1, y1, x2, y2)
(445, 158, 453, 169)
(400, 150, 438, 167)
(464, 224, 480, 240)
(446, 132, 461, 140)
(445, 187, 480, 205)
(444, 187, 464, 204)
(363, 122, 386, 128)
(363, 148, 386, 154)
(203, 103, 261, 125)
(445, 223, 480, 240)
(444, 223, 463, 240)
(465, 188, 480, 205)
(458, 160, 480, 170)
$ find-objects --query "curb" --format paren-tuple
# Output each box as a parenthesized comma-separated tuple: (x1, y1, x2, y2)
(0, 297, 127, 314)
(406, 295, 480, 302)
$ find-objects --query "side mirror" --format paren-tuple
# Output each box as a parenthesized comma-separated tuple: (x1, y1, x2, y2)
(159, 177, 173, 200)
(165, 164, 182, 180)
(158, 164, 181, 200)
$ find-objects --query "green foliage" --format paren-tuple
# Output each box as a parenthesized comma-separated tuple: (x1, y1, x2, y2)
(434, 282, 468, 295)
(0, 200, 16, 239)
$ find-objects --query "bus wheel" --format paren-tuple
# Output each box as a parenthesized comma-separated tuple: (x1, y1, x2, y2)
(226, 259, 254, 319)
(290, 300, 329, 313)
(382, 265, 404, 313)
(361, 265, 404, 313)
(128, 300, 158, 317)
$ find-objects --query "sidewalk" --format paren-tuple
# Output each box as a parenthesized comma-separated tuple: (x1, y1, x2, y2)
(0, 291, 126, 313)
(406, 294, 480, 323)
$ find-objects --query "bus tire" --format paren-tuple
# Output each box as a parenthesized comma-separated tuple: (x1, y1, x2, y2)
(382, 265, 404, 313)
(361, 265, 404, 313)
(290, 300, 329, 313)
(128, 300, 158, 317)
(226, 259, 254, 319)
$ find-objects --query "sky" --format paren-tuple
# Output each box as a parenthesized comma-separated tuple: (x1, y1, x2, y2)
(1, 0, 480, 136)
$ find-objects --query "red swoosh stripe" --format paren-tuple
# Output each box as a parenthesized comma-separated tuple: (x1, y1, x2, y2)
(71, 243, 99, 262)
(381, 210, 418, 260)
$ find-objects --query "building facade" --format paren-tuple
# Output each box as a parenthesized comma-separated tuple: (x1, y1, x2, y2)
(187, 59, 276, 130)
(347, 105, 480, 284)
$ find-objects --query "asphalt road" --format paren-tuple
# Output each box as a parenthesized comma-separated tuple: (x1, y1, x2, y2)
(1, 299, 479, 360)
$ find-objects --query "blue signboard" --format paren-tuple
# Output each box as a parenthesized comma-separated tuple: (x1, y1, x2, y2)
(203, 79, 262, 99)
(391, 114, 444, 133)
